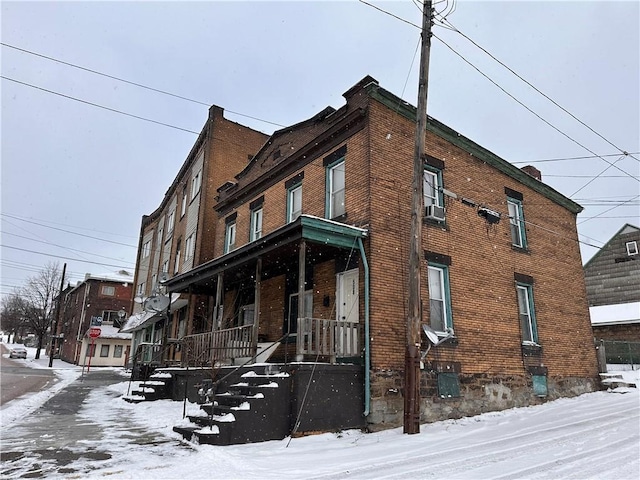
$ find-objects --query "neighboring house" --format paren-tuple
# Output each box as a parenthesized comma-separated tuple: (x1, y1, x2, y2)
(123, 106, 268, 364)
(585, 224, 640, 343)
(157, 76, 599, 435)
(56, 271, 133, 367)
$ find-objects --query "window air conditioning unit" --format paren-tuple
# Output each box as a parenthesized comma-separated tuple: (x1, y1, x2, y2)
(426, 204, 446, 221)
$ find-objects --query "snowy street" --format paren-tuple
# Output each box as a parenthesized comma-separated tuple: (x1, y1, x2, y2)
(1, 348, 638, 479)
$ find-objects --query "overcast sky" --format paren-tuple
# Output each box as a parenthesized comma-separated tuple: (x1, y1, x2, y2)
(1, 1, 638, 296)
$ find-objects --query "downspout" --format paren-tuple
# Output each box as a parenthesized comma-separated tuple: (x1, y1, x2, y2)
(357, 237, 371, 417)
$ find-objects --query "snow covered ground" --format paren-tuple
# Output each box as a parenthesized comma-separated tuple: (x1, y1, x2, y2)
(2, 348, 639, 479)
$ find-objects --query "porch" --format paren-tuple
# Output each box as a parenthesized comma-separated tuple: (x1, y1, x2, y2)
(180, 316, 361, 367)
(164, 215, 370, 369)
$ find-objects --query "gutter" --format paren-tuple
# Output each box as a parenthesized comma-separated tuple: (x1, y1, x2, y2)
(357, 237, 371, 417)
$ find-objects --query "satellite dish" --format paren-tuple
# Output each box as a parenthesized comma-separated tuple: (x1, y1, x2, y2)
(144, 295, 170, 313)
(158, 272, 169, 283)
(134, 296, 144, 304)
(422, 324, 440, 345)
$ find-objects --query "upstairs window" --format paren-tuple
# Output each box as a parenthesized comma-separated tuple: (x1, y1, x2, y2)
(250, 208, 263, 241)
(288, 184, 302, 223)
(174, 239, 182, 274)
(327, 160, 345, 219)
(181, 188, 187, 218)
(137, 282, 145, 297)
(423, 168, 443, 208)
(626, 241, 638, 256)
(516, 282, 538, 344)
(427, 263, 453, 333)
(167, 210, 176, 236)
(507, 198, 527, 249)
(191, 170, 202, 200)
(162, 260, 169, 273)
(101, 285, 115, 296)
(224, 219, 236, 254)
(185, 233, 195, 259)
(142, 240, 151, 259)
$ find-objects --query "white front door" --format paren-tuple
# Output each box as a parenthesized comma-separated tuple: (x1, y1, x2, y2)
(336, 268, 359, 356)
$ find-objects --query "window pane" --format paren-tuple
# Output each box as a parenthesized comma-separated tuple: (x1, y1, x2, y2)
(113, 345, 123, 358)
(517, 286, 534, 342)
(428, 266, 447, 332)
(100, 345, 110, 357)
(423, 170, 438, 206)
(329, 162, 345, 218)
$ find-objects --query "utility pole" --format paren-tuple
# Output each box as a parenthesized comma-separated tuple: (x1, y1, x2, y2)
(404, 0, 433, 434)
(49, 262, 66, 368)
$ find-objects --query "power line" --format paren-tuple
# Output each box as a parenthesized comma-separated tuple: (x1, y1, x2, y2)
(358, 0, 421, 29)
(511, 152, 640, 164)
(1, 42, 286, 128)
(0, 214, 138, 248)
(1, 232, 136, 265)
(578, 194, 640, 226)
(1, 244, 134, 269)
(1, 75, 201, 135)
(432, 34, 639, 187)
(432, 17, 639, 164)
(0, 212, 139, 239)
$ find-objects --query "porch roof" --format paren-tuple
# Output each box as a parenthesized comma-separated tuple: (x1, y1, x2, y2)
(164, 215, 368, 294)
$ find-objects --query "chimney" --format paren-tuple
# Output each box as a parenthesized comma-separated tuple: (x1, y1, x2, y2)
(521, 165, 542, 181)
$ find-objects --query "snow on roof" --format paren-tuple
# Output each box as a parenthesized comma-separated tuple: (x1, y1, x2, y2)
(120, 310, 158, 333)
(91, 324, 132, 340)
(85, 269, 134, 283)
(590, 302, 640, 326)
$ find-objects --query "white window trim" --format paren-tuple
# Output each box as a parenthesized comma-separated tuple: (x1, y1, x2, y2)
(328, 160, 345, 219)
(142, 240, 151, 259)
(181, 190, 187, 218)
(191, 170, 202, 200)
(250, 208, 263, 241)
(516, 284, 537, 344)
(626, 241, 638, 256)
(423, 169, 440, 207)
(185, 233, 195, 259)
(507, 199, 526, 248)
(427, 264, 451, 334)
(225, 222, 236, 254)
(167, 210, 176, 236)
(288, 185, 302, 223)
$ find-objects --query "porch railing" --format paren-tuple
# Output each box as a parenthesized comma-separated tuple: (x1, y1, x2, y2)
(297, 317, 360, 359)
(182, 324, 255, 367)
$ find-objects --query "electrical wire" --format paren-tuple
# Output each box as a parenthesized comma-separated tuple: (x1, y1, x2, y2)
(1, 244, 134, 269)
(1, 42, 286, 128)
(432, 34, 639, 186)
(1, 75, 201, 135)
(511, 152, 640, 164)
(1, 212, 139, 239)
(431, 16, 639, 164)
(1, 214, 138, 248)
(577, 194, 640, 226)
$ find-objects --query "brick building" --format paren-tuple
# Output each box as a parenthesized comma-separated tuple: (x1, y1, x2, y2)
(123, 106, 268, 363)
(585, 224, 640, 344)
(159, 76, 599, 434)
(56, 271, 133, 367)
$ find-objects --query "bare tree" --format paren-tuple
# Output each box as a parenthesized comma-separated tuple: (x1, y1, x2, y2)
(19, 262, 63, 359)
(0, 293, 30, 342)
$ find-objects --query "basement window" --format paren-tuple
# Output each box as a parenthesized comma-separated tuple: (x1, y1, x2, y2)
(532, 375, 548, 397)
(437, 372, 460, 398)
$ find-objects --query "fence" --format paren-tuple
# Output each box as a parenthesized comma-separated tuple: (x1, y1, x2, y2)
(601, 340, 640, 367)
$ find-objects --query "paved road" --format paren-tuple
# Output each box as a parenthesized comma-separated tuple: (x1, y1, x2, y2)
(0, 344, 56, 406)
(0, 369, 187, 478)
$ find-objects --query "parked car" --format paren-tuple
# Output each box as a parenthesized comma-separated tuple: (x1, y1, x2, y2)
(9, 347, 27, 359)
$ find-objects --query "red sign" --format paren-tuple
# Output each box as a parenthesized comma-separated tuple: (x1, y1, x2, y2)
(88, 327, 101, 338)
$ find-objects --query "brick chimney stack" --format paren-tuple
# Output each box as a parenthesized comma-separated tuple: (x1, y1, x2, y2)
(521, 165, 542, 181)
